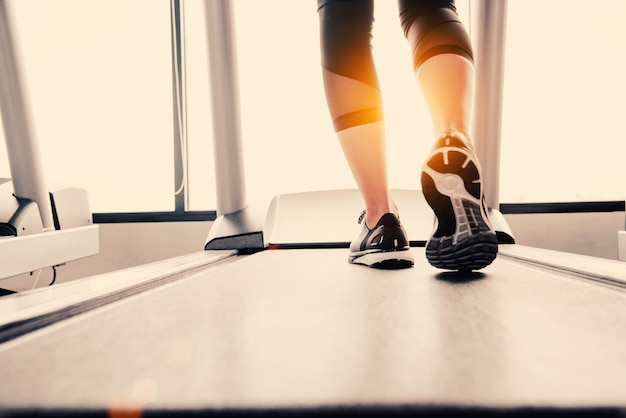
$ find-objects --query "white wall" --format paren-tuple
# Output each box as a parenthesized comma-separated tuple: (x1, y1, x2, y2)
(505, 212, 624, 260)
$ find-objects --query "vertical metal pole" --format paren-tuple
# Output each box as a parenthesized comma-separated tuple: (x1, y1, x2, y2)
(204, 0, 247, 217)
(471, 0, 508, 210)
(0, 0, 55, 230)
(170, 0, 188, 212)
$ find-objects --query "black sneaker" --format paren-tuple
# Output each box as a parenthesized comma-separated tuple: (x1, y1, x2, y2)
(421, 130, 498, 271)
(348, 211, 414, 269)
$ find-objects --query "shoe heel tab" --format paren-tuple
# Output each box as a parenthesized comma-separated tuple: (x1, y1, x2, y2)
(377, 213, 401, 227)
(433, 130, 471, 151)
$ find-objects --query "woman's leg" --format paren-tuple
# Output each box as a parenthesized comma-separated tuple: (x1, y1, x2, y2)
(317, 0, 392, 228)
(399, 0, 474, 141)
(418, 54, 474, 146)
(317, 0, 412, 268)
(399, 0, 498, 270)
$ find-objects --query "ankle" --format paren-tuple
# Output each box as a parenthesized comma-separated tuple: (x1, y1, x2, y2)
(364, 203, 398, 228)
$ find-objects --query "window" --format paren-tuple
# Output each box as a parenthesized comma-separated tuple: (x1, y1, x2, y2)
(499, 0, 626, 203)
(1, 0, 189, 213)
(2, 0, 623, 220)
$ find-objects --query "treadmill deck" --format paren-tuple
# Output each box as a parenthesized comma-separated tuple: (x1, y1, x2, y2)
(0, 246, 625, 413)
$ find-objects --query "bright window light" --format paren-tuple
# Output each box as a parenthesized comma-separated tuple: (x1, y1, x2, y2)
(500, 0, 626, 203)
(1, 0, 175, 213)
(1, 0, 624, 216)
(183, 0, 216, 212)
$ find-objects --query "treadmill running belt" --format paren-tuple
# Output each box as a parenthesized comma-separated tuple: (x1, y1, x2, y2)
(0, 247, 625, 415)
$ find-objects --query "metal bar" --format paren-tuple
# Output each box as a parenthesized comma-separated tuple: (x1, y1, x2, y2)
(0, 0, 55, 230)
(470, 0, 508, 210)
(204, 0, 247, 216)
(170, 0, 189, 212)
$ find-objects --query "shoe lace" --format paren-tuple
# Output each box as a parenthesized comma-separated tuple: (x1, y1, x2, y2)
(357, 210, 366, 225)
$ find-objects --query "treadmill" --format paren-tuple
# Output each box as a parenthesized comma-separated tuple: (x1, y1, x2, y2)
(1, 1, 625, 416)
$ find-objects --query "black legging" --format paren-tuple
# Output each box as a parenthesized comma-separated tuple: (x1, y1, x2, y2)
(317, 0, 473, 132)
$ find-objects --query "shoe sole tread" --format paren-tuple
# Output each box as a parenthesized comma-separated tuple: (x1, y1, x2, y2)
(422, 144, 498, 271)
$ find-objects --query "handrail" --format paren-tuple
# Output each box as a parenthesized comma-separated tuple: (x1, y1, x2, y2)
(204, 0, 247, 217)
(0, 0, 55, 230)
(471, 0, 508, 210)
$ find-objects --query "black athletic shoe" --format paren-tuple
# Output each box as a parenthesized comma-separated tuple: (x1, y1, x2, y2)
(349, 211, 414, 269)
(421, 130, 498, 271)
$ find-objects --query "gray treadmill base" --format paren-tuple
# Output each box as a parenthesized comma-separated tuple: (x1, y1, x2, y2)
(204, 206, 264, 250)
(263, 189, 514, 248)
(205, 189, 514, 251)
